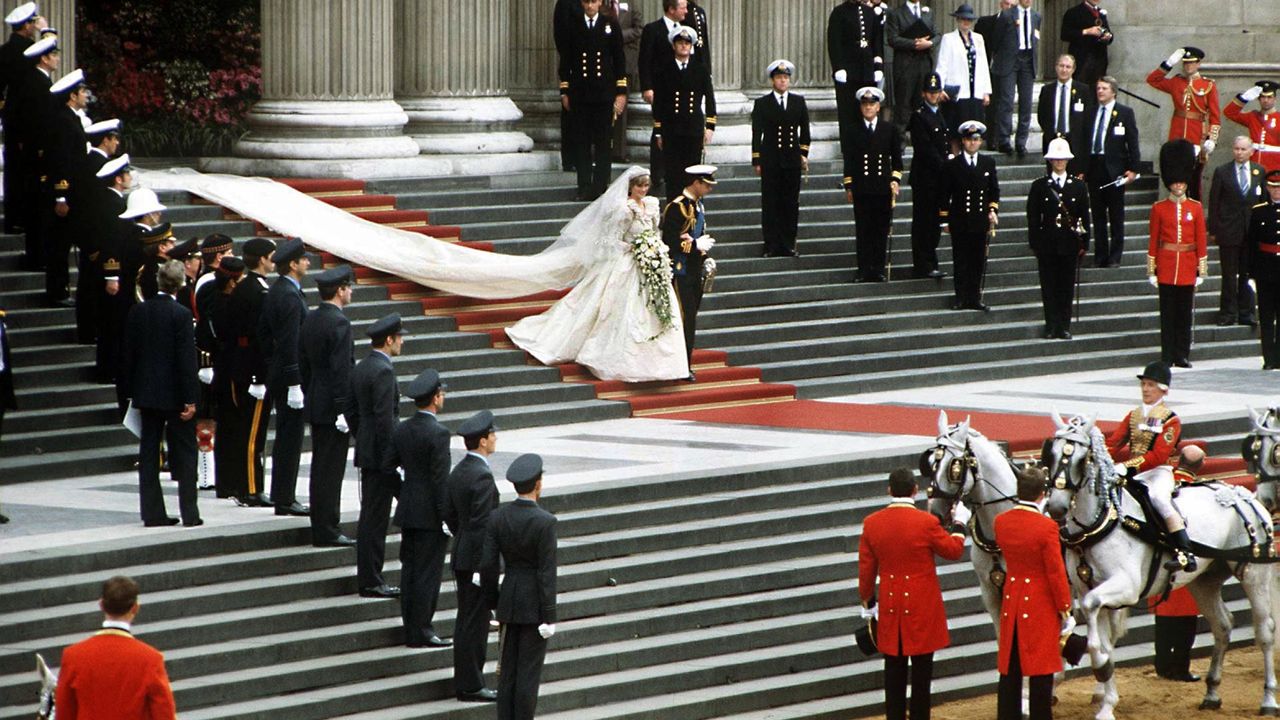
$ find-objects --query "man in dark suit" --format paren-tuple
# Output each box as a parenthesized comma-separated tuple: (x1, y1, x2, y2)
(1036, 54, 1092, 171)
(122, 260, 200, 527)
(843, 86, 904, 283)
(350, 313, 404, 599)
(445, 410, 502, 702)
(257, 237, 311, 517)
(652, 24, 716, 202)
(638, 0, 690, 196)
(751, 59, 810, 258)
(908, 73, 951, 278)
(559, 0, 628, 201)
(1027, 138, 1091, 339)
(939, 120, 1001, 311)
(1060, 0, 1112, 88)
(886, 0, 938, 135)
(661, 164, 717, 376)
(299, 265, 356, 547)
(828, 0, 883, 162)
(1084, 76, 1140, 267)
(0, 4, 41, 234)
(481, 453, 559, 720)
(386, 369, 453, 649)
(223, 238, 276, 506)
(1208, 136, 1264, 326)
(988, 0, 1038, 155)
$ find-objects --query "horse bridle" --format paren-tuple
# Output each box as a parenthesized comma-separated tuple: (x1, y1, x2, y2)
(1243, 412, 1280, 486)
(921, 442, 1018, 509)
(1046, 433, 1093, 491)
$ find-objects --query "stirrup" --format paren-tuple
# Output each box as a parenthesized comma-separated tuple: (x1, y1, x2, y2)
(1164, 550, 1195, 572)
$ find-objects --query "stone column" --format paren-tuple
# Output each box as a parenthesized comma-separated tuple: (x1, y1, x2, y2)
(232, 0, 419, 161)
(507, 0, 563, 147)
(44, 0, 74, 70)
(394, 0, 532, 155)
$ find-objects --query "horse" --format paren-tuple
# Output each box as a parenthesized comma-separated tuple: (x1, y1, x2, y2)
(36, 653, 56, 720)
(921, 410, 1022, 635)
(1244, 406, 1280, 515)
(1043, 412, 1277, 720)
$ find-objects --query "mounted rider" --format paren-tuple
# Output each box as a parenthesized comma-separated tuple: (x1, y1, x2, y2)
(1105, 361, 1195, 571)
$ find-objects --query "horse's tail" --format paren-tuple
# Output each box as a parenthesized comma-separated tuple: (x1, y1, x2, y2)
(1110, 607, 1130, 642)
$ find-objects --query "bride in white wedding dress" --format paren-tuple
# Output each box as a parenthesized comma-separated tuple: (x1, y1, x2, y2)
(505, 167, 690, 382)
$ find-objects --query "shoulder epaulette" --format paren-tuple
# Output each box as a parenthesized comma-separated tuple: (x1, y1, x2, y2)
(1254, 202, 1270, 209)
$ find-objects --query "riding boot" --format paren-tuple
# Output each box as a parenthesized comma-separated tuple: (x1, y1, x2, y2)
(1164, 529, 1198, 572)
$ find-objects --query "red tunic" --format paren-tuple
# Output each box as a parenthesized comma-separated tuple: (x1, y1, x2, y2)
(1224, 102, 1280, 172)
(1150, 586, 1200, 617)
(1148, 197, 1207, 286)
(858, 501, 966, 656)
(994, 504, 1072, 676)
(55, 629, 177, 720)
(1106, 403, 1182, 473)
(1146, 70, 1221, 147)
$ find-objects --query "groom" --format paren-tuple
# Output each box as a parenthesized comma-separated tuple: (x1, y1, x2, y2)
(662, 164, 717, 380)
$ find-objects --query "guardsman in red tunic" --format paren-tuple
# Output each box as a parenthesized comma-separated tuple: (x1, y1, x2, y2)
(1147, 445, 1204, 682)
(858, 467, 965, 720)
(1147, 47, 1221, 200)
(1148, 139, 1209, 369)
(993, 467, 1072, 720)
(1225, 80, 1280, 173)
(55, 576, 178, 720)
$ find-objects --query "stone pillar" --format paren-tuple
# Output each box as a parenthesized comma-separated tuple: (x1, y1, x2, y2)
(394, 0, 533, 155)
(507, 0, 563, 147)
(232, 0, 418, 161)
(44, 0, 74, 70)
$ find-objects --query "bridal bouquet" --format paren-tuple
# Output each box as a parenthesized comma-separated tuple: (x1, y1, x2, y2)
(631, 228, 675, 339)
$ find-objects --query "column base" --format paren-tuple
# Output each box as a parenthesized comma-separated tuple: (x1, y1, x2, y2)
(234, 100, 420, 160)
(198, 151, 560, 179)
(399, 96, 535, 155)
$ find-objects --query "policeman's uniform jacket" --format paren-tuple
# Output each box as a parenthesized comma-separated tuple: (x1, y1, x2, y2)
(1147, 67, 1220, 148)
(557, 13, 628, 106)
(858, 498, 965, 656)
(1147, 196, 1207, 286)
(298, 302, 353, 426)
(1026, 174, 1091, 256)
(482, 497, 559, 626)
(907, 104, 950, 188)
(841, 118, 903, 195)
(1225, 101, 1280, 172)
(386, 411, 451, 530)
(938, 152, 1000, 232)
(651, 59, 716, 140)
(993, 502, 1072, 677)
(827, 0, 883, 89)
(1106, 400, 1181, 473)
(750, 91, 810, 170)
(225, 270, 272, 389)
(445, 453, 500, 574)
(257, 275, 308, 391)
(349, 349, 398, 472)
(685, 1, 712, 73)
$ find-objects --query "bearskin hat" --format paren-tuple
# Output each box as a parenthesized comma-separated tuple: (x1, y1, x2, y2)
(1159, 139, 1197, 190)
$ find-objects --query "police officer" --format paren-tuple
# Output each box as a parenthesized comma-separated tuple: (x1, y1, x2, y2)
(1148, 47, 1221, 200)
(843, 86, 903, 282)
(559, 0, 627, 201)
(661, 164, 717, 375)
(481, 453, 559, 720)
(299, 265, 356, 547)
(1249, 169, 1280, 369)
(1226, 81, 1280, 173)
(1027, 137, 1091, 339)
(1148, 139, 1207, 369)
(939, 120, 1000, 311)
(858, 467, 965, 720)
(258, 237, 311, 517)
(652, 24, 716, 202)
(828, 0, 883, 161)
(908, 72, 951, 278)
(224, 237, 275, 506)
(751, 59, 810, 258)
(446, 410, 501, 701)
(385, 369, 452, 650)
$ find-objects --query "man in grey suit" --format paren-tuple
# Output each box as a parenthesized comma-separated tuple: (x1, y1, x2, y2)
(1208, 136, 1265, 326)
(886, 0, 937, 134)
(989, 0, 1038, 155)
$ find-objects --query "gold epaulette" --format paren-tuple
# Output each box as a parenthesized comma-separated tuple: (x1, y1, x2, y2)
(54, 180, 68, 191)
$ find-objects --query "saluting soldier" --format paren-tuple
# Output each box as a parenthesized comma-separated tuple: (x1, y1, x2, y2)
(1148, 48, 1220, 200)
(828, 0, 883, 161)
(445, 410, 501, 701)
(1248, 169, 1280, 370)
(661, 164, 717, 377)
(1225, 80, 1280, 173)
(481, 453, 559, 720)
(938, 120, 1000, 311)
(1149, 139, 1208, 369)
(223, 237, 275, 506)
(843, 86, 903, 283)
(385, 369, 453, 651)
(559, 0, 628, 202)
(908, 72, 951, 279)
(299, 265, 356, 548)
(1027, 138, 1091, 339)
(1059, 0, 1112, 88)
(0, 3, 41, 233)
(652, 24, 716, 202)
(751, 59, 810, 258)
(857, 467, 965, 720)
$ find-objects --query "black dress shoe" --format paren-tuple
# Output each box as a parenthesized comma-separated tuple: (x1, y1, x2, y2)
(685, 371, 696, 382)
(969, 302, 991, 313)
(314, 534, 357, 548)
(425, 634, 452, 647)
(457, 688, 498, 702)
(1015, 147, 1027, 157)
(236, 493, 272, 507)
(359, 584, 401, 598)
(0, 513, 9, 524)
(1043, 328, 1054, 339)
(1242, 317, 1259, 328)
(144, 517, 180, 527)
(997, 144, 1014, 154)
(1265, 364, 1278, 371)
(1172, 360, 1193, 369)
(183, 518, 204, 527)
(950, 301, 965, 311)
(275, 502, 310, 516)
(1057, 330, 1072, 340)
(927, 269, 946, 279)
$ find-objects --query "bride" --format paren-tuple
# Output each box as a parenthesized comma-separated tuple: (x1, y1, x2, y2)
(505, 167, 690, 382)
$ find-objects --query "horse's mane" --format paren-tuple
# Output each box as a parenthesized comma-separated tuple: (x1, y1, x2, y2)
(1085, 425, 1120, 495)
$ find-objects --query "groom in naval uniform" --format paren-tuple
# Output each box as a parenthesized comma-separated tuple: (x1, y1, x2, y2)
(662, 164, 717, 379)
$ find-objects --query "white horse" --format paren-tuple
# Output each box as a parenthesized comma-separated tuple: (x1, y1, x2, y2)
(1244, 406, 1280, 515)
(36, 653, 56, 720)
(1043, 413, 1277, 720)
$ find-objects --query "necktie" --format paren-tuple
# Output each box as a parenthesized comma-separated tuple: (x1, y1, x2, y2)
(1023, 9, 1031, 49)
(588, 17, 594, 29)
(1057, 84, 1068, 134)
(1240, 164, 1249, 195)
(680, 62, 687, 71)
(778, 95, 785, 111)
(1092, 107, 1106, 154)
(911, 3, 919, 17)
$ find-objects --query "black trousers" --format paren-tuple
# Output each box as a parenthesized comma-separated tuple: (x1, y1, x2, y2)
(559, 107, 574, 171)
(356, 468, 397, 588)
(400, 528, 448, 645)
(45, 211, 72, 302)
(221, 385, 271, 498)
(3, 137, 27, 233)
(269, 389, 304, 507)
(853, 193, 893, 280)
(138, 407, 199, 525)
(570, 102, 613, 198)
(1037, 253, 1078, 334)
(97, 292, 128, 385)
(1218, 243, 1256, 322)
(1153, 615, 1197, 677)
(952, 229, 988, 305)
(75, 251, 103, 344)
(1087, 166, 1126, 266)
(884, 652, 934, 720)
(21, 155, 43, 269)
(997, 629, 1054, 720)
(911, 184, 943, 276)
(662, 134, 703, 203)
(212, 380, 239, 498)
(1259, 280, 1280, 367)
(893, 52, 933, 133)
(760, 166, 802, 255)
(308, 422, 348, 543)
(674, 274, 703, 368)
(454, 566, 498, 693)
(497, 622, 548, 720)
(1158, 283, 1195, 364)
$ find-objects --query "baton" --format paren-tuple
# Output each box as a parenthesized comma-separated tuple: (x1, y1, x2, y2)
(1099, 173, 1140, 190)
(1115, 85, 1161, 110)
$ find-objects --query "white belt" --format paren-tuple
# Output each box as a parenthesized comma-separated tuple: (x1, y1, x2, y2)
(1257, 144, 1280, 153)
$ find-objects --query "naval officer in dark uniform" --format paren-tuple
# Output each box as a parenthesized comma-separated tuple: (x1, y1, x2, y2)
(0, 3, 41, 233)
(651, 24, 716, 202)
(751, 59, 811, 258)
(445, 410, 502, 702)
(1027, 137, 1091, 339)
(908, 72, 952, 278)
(1249, 170, 1280, 369)
(559, 0, 628, 201)
(661, 164, 717, 376)
(223, 237, 276, 506)
(482, 453, 559, 720)
(41, 67, 89, 307)
(385, 369, 453, 649)
(844, 86, 904, 282)
(827, 0, 883, 162)
(299, 265, 356, 547)
(939, 120, 1000, 311)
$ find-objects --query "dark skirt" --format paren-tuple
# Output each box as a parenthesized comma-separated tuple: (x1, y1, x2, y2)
(945, 98, 986, 137)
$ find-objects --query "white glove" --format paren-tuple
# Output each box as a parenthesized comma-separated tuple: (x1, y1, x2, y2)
(952, 503, 972, 525)
(1060, 614, 1077, 637)
(441, 522, 452, 538)
(197, 368, 214, 385)
(538, 623, 556, 639)
(1203, 139, 1216, 155)
(1164, 48, 1184, 68)
(1148, 275, 1159, 288)
(1242, 85, 1264, 103)
(874, 70, 885, 87)
(287, 384, 304, 410)
(248, 383, 267, 400)
(334, 413, 349, 433)
(834, 69, 848, 84)
(471, 572, 481, 587)
(695, 235, 715, 252)
(1195, 275, 1205, 288)
(1249, 278, 1258, 293)
(860, 604, 879, 621)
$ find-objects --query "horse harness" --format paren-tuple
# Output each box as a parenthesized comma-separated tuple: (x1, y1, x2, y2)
(921, 442, 1019, 587)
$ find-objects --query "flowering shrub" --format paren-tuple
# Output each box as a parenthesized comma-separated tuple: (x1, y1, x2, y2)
(77, 0, 261, 156)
